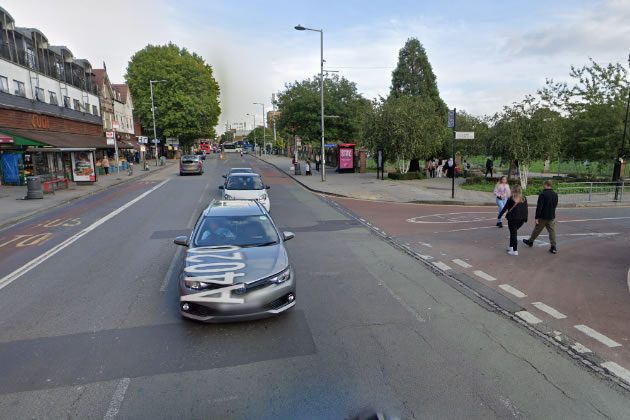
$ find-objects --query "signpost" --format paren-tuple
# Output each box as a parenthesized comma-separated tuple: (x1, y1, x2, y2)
(111, 122, 120, 177)
(450, 109, 456, 198)
(455, 132, 475, 140)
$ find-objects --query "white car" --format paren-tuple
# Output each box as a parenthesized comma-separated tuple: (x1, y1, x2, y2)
(220, 173, 271, 211)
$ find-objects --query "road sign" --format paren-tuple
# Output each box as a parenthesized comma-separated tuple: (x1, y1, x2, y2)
(447, 110, 455, 128)
(106, 132, 114, 138)
(455, 132, 475, 140)
(152, 139, 160, 144)
(112, 121, 120, 129)
(106, 138, 115, 145)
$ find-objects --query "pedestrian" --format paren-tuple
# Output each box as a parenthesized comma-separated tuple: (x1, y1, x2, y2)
(494, 175, 510, 228)
(485, 157, 493, 177)
(523, 180, 559, 254)
(446, 158, 455, 178)
(315, 154, 320, 171)
(498, 184, 528, 255)
(464, 160, 470, 178)
(437, 159, 443, 178)
(305, 160, 312, 176)
(102, 156, 110, 175)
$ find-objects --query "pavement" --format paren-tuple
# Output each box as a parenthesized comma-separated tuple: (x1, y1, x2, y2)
(0, 159, 178, 231)
(1, 153, 629, 418)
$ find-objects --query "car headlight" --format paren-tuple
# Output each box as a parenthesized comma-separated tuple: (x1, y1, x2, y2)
(258, 194, 267, 201)
(269, 267, 291, 284)
(224, 194, 233, 200)
(185, 280, 210, 289)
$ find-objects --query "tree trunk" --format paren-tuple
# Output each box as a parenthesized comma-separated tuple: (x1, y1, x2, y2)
(408, 159, 420, 172)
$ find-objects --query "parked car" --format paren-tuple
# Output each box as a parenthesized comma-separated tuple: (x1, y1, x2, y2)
(174, 200, 296, 322)
(180, 155, 203, 175)
(219, 173, 270, 211)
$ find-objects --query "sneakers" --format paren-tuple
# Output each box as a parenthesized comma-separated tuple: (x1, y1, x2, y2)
(507, 249, 518, 256)
(550, 246, 557, 254)
(496, 221, 503, 228)
(522, 239, 533, 247)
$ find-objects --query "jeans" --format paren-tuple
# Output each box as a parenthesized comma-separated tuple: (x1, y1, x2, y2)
(496, 197, 507, 222)
(508, 220, 525, 250)
(529, 219, 557, 247)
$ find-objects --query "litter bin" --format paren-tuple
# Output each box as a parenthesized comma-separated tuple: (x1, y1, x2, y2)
(26, 176, 43, 199)
(294, 162, 301, 175)
(160, 156, 166, 166)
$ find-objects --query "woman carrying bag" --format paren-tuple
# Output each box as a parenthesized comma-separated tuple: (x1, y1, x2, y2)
(498, 184, 528, 256)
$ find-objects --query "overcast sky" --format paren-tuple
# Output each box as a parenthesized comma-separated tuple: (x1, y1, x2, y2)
(4, 0, 630, 134)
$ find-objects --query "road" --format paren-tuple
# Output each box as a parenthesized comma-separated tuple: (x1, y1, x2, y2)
(0, 153, 628, 419)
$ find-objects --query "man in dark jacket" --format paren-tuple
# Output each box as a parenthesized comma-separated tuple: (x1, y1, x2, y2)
(485, 157, 493, 177)
(523, 180, 559, 254)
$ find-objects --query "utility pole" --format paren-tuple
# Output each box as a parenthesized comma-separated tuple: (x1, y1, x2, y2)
(272, 93, 277, 152)
(150, 79, 167, 166)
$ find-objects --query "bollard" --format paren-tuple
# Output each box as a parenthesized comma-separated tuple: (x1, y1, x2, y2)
(294, 162, 301, 175)
(26, 176, 43, 199)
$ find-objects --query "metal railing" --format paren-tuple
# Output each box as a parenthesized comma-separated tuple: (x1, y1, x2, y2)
(557, 181, 628, 203)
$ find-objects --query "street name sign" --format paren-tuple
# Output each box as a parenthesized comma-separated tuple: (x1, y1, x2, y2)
(455, 132, 474, 140)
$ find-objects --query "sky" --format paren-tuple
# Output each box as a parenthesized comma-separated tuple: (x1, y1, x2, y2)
(3, 0, 630, 134)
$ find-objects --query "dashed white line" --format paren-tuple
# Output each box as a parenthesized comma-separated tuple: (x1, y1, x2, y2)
(103, 377, 131, 420)
(432, 261, 452, 271)
(571, 342, 592, 354)
(531, 302, 567, 319)
(419, 242, 433, 248)
(499, 284, 527, 298)
(473, 270, 496, 282)
(574, 324, 622, 348)
(516, 311, 543, 324)
(417, 254, 433, 260)
(601, 362, 630, 383)
(452, 259, 472, 268)
(161, 246, 185, 292)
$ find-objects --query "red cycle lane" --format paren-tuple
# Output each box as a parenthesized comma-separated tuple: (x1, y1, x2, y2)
(332, 197, 630, 378)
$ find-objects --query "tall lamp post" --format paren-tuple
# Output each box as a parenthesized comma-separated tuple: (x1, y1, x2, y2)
(150, 79, 167, 166)
(614, 54, 630, 183)
(295, 24, 325, 182)
(246, 113, 256, 149)
(253, 102, 266, 153)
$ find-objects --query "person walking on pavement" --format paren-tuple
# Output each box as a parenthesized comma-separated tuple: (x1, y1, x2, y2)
(498, 184, 528, 255)
(523, 180, 559, 254)
(464, 160, 470, 178)
(494, 176, 510, 228)
(485, 157, 493, 177)
(315, 154, 320, 172)
(446, 158, 455, 178)
(102, 156, 110, 175)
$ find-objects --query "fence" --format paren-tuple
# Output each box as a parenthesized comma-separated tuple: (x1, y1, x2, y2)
(557, 182, 629, 203)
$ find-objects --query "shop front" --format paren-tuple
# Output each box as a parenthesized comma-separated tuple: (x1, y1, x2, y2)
(0, 131, 47, 186)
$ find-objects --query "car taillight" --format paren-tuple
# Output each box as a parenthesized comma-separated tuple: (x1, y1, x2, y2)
(198, 161, 202, 168)
(179, 162, 182, 168)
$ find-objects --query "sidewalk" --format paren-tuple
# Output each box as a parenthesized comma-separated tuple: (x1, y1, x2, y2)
(256, 154, 499, 205)
(0, 160, 178, 231)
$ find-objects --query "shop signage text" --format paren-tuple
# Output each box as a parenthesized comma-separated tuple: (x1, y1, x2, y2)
(31, 115, 50, 129)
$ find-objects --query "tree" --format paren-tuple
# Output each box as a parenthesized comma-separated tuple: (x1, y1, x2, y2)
(276, 74, 370, 147)
(450, 111, 490, 158)
(246, 127, 266, 146)
(126, 43, 221, 149)
(389, 38, 448, 171)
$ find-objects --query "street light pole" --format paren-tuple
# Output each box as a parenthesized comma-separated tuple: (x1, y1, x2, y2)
(295, 24, 325, 182)
(150, 79, 167, 167)
(272, 93, 277, 152)
(247, 113, 256, 150)
(253, 102, 266, 154)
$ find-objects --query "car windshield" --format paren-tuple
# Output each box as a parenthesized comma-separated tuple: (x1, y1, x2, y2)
(193, 215, 279, 247)
(182, 155, 197, 162)
(226, 175, 264, 190)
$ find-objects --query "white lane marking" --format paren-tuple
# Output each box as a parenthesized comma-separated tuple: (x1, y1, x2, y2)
(378, 279, 425, 323)
(516, 311, 543, 324)
(442, 225, 497, 233)
(531, 302, 567, 319)
(103, 377, 131, 420)
(473, 270, 496, 282)
(417, 254, 433, 260)
(559, 216, 630, 223)
(519, 233, 619, 240)
(161, 246, 185, 292)
(499, 284, 527, 298)
(407, 212, 496, 224)
(432, 261, 452, 271)
(419, 242, 433, 248)
(601, 362, 630, 383)
(571, 342, 592, 354)
(0, 179, 169, 292)
(452, 259, 472, 268)
(574, 324, 622, 348)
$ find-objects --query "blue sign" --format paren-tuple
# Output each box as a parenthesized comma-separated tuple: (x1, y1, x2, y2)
(447, 110, 455, 128)
(324, 144, 337, 148)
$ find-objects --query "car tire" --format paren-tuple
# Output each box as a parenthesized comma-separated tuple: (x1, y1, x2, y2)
(180, 172, 184, 176)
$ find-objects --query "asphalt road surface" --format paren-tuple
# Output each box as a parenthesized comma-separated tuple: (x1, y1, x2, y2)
(0, 153, 629, 419)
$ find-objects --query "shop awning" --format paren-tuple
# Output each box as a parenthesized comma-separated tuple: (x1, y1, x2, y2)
(0, 127, 112, 149)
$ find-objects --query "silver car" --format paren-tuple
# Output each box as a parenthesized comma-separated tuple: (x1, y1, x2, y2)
(180, 155, 203, 175)
(174, 200, 296, 322)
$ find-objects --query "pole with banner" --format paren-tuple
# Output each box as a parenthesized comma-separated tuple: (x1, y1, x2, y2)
(112, 120, 120, 178)
(448, 109, 456, 198)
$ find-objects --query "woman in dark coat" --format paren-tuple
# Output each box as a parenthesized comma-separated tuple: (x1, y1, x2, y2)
(498, 184, 528, 256)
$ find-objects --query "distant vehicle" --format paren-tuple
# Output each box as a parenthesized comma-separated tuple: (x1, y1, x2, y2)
(174, 200, 295, 322)
(223, 143, 238, 153)
(199, 139, 211, 155)
(180, 155, 203, 175)
(222, 168, 254, 179)
(219, 173, 270, 211)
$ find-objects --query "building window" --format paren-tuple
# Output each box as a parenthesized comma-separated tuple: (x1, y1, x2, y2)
(35, 87, 45, 102)
(84, 102, 89, 112)
(92, 105, 99, 115)
(26, 48, 36, 70)
(13, 80, 26, 97)
(63, 96, 71, 108)
(73, 99, 82, 111)
(56, 61, 64, 79)
(0, 76, 8, 93)
(49, 91, 58, 105)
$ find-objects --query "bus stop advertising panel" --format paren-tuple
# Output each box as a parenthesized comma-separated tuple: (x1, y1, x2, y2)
(338, 144, 356, 172)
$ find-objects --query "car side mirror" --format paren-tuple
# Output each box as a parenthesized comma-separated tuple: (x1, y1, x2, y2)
(218, 185, 224, 189)
(283, 232, 295, 241)
(174, 236, 188, 246)
(265, 185, 270, 189)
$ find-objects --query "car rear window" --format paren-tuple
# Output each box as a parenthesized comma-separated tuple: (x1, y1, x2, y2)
(194, 215, 279, 247)
(226, 176, 264, 190)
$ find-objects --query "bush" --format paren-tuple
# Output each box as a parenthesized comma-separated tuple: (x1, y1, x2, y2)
(388, 171, 425, 180)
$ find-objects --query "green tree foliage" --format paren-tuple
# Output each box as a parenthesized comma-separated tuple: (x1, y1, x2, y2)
(539, 58, 629, 163)
(276, 74, 370, 146)
(388, 38, 448, 171)
(125, 43, 221, 148)
(246, 127, 266, 146)
(451, 110, 490, 158)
